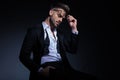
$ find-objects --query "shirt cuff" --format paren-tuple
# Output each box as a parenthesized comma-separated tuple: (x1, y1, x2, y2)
(38, 67, 43, 72)
(72, 30, 79, 35)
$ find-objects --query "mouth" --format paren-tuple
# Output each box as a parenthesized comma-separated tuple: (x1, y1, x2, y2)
(56, 22, 60, 26)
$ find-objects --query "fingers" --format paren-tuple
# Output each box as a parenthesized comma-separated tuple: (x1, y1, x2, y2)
(39, 66, 56, 77)
(43, 66, 56, 72)
(47, 66, 56, 69)
(67, 15, 76, 22)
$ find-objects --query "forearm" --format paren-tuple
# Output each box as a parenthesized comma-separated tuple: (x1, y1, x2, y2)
(19, 28, 41, 72)
(19, 50, 41, 72)
(64, 31, 79, 54)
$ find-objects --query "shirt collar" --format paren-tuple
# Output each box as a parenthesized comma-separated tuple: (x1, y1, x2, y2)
(42, 21, 50, 30)
(42, 21, 57, 32)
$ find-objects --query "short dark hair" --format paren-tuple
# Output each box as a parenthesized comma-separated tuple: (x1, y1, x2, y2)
(50, 2, 70, 15)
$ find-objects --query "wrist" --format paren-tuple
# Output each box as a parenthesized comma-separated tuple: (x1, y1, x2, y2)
(72, 29, 78, 35)
(38, 67, 43, 72)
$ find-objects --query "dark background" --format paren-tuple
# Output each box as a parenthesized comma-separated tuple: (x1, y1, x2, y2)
(0, 0, 114, 80)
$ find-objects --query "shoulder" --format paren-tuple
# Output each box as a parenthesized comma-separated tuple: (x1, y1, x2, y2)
(25, 24, 44, 37)
(28, 24, 43, 30)
(27, 24, 43, 33)
(57, 28, 64, 35)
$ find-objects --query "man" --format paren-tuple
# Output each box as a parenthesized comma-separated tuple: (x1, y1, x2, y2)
(19, 2, 96, 80)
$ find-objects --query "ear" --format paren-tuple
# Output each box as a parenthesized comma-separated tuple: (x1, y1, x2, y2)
(49, 9, 53, 16)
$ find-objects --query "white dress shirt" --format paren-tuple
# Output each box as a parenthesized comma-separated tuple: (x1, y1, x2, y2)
(41, 22, 62, 65)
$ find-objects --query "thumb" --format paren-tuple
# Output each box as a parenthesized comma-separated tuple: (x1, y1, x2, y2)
(48, 66, 56, 69)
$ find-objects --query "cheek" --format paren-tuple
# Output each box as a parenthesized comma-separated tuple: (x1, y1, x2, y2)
(50, 17, 56, 24)
(52, 16, 57, 22)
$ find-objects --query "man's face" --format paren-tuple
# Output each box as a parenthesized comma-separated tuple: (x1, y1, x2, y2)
(49, 8, 66, 27)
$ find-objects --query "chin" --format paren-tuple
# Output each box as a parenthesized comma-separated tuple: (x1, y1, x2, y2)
(54, 26, 58, 29)
(54, 25, 58, 28)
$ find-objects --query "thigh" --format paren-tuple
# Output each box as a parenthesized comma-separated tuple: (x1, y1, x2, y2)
(66, 69, 97, 80)
(42, 61, 66, 80)
(49, 68, 63, 79)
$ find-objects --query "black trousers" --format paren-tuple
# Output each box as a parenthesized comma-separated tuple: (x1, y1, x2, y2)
(37, 61, 97, 80)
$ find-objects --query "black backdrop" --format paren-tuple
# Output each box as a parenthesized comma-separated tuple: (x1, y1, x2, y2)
(0, 0, 114, 80)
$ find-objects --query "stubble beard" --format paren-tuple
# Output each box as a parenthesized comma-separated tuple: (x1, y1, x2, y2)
(49, 18, 57, 30)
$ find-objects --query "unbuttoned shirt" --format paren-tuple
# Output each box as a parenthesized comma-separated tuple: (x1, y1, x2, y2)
(41, 22, 62, 65)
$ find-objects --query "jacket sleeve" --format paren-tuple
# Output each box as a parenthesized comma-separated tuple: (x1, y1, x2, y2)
(19, 27, 40, 72)
(63, 32, 79, 54)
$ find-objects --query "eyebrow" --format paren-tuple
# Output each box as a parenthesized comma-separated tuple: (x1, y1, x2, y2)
(57, 13, 65, 18)
(53, 8, 65, 14)
(52, 8, 66, 18)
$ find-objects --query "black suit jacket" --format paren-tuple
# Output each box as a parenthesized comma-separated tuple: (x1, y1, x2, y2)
(19, 23, 79, 79)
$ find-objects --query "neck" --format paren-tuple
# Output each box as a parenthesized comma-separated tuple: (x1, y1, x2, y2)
(44, 17, 55, 32)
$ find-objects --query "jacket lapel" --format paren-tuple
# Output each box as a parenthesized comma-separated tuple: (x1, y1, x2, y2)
(37, 24, 44, 51)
